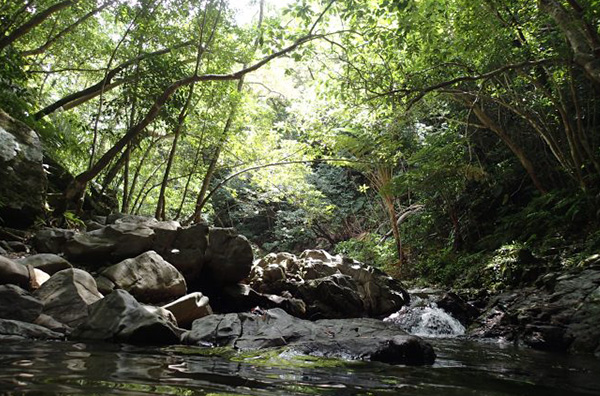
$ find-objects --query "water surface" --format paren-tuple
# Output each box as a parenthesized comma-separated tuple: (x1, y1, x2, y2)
(0, 338, 599, 395)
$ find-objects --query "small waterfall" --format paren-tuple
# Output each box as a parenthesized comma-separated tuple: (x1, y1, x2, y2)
(384, 296, 466, 338)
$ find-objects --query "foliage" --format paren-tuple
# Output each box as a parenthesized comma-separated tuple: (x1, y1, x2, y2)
(335, 233, 398, 275)
(0, 0, 599, 289)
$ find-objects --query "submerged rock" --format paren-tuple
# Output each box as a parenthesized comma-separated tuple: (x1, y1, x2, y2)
(183, 308, 435, 365)
(73, 289, 182, 344)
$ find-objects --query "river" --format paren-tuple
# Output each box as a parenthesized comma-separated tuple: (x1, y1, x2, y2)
(1, 337, 599, 395)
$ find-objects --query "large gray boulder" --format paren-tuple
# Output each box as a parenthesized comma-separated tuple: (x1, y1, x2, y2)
(183, 308, 435, 365)
(40, 216, 209, 286)
(160, 223, 208, 282)
(97, 251, 187, 304)
(16, 253, 72, 275)
(0, 284, 43, 322)
(0, 109, 47, 228)
(298, 274, 366, 319)
(204, 228, 253, 284)
(0, 318, 63, 341)
(0, 255, 30, 289)
(34, 268, 103, 327)
(33, 228, 76, 254)
(73, 289, 182, 344)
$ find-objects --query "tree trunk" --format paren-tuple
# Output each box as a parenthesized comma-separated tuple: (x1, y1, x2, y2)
(455, 94, 548, 194)
(539, 0, 600, 84)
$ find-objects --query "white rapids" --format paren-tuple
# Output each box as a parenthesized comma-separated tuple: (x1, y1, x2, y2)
(384, 297, 466, 338)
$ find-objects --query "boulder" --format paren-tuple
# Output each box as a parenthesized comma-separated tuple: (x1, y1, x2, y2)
(73, 289, 182, 344)
(0, 255, 30, 288)
(97, 251, 187, 304)
(33, 313, 71, 334)
(34, 268, 103, 327)
(33, 228, 76, 254)
(338, 257, 408, 317)
(298, 274, 366, 319)
(294, 335, 436, 366)
(16, 253, 72, 275)
(0, 284, 43, 322)
(183, 308, 435, 365)
(162, 292, 212, 329)
(160, 223, 208, 283)
(0, 318, 63, 340)
(0, 109, 47, 228)
(213, 284, 306, 317)
(204, 228, 253, 284)
(436, 292, 480, 327)
(469, 261, 600, 356)
(248, 250, 409, 319)
(63, 222, 153, 264)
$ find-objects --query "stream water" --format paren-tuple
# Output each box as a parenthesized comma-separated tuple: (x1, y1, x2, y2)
(1, 295, 599, 395)
(1, 336, 600, 395)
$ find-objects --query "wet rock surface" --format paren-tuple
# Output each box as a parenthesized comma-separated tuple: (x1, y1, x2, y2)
(468, 256, 600, 356)
(183, 308, 435, 365)
(0, 318, 64, 340)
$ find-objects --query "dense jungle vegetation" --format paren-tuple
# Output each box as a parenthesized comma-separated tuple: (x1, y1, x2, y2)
(1, 0, 599, 287)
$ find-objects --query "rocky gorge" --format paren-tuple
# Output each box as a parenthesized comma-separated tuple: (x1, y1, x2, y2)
(1, 212, 600, 365)
(0, 214, 435, 366)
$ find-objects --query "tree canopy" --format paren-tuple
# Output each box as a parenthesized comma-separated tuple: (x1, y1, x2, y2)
(1, 0, 599, 285)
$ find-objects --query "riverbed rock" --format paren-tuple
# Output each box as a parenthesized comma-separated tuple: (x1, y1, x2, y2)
(0, 109, 47, 228)
(161, 223, 208, 283)
(204, 228, 253, 285)
(0, 284, 43, 322)
(0, 318, 64, 340)
(249, 250, 408, 319)
(0, 255, 31, 288)
(162, 292, 212, 329)
(73, 289, 182, 345)
(97, 251, 187, 304)
(33, 313, 71, 334)
(298, 274, 366, 319)
(183, 308, 435, 365)
(469, 258, 600, 356)
(16, 253, 72, 275)
(33, 228, 76, 254)
(34, 268, 103, 327)
(436, 292, 480, 327)
(212, 284, 306, 317)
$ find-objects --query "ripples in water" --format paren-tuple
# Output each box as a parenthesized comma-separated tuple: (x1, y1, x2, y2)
(1, 339, 599, 395)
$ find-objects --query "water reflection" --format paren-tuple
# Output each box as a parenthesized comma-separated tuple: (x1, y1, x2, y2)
(0, 339, 599, 395)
